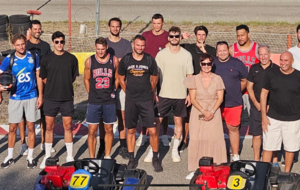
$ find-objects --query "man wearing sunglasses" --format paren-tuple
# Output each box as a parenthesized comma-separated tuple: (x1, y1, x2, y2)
(155, 26, 194, 162)
(39, 31, 79, 169)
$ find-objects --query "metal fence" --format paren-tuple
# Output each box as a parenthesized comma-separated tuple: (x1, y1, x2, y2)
(0, 32, 297, 54)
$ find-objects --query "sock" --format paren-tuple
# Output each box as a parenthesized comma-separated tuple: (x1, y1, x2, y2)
(100, 139, 105, 149)
(153, 151, 159, 159)
(120, 139, 126, 148)
(8, 148, 13, 158)
(172, 138, 181, 151)
(27, 148, 34, 158)
(65, 142, 73, 157)
(128, 152, 134, 159)
(45, 143, 52, 158)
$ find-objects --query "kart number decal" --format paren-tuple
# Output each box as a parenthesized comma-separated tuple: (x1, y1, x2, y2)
(70, 174, 90, 188)
(227, 175, 246, 189)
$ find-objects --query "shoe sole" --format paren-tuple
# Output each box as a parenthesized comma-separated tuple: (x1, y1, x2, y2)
(144, 158, 152, 163)
(1, 161, 14, 169)
(27, 165, 36, 169)
(172, 158, 181, 162)
(153, 167, 163, 172)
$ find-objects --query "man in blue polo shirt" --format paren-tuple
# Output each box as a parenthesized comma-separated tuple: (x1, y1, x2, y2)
(0, 34, 43, 169)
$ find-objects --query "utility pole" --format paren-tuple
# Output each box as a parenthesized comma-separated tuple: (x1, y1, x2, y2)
(95, 0, 100, 36)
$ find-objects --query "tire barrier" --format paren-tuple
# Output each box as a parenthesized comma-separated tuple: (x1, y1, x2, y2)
(9, 15, 30, 36)
(0, 15, 8, 40)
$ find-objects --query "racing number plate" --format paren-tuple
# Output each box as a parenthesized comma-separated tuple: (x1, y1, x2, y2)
(70, 174, 90, 189)
(227, 175, 246, 189)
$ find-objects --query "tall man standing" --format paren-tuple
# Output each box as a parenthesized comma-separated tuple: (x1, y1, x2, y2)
(0, 34, 43, 168)
(289, 24, 300, 71)
(214, 41, 248, 161)
(261, 52, 300, 172)
(39, 31, 79, 168)
(118, 35, 162, 172)
(155, 26, 194, 162)
(84, 37, 119, 159)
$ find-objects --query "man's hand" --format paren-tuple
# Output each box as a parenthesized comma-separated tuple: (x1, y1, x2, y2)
(181, 31, 194, 40)
(36, 96, 43, 109)
(262, 116, 270, 134)
(198, 41, 207, 53)
(185, 94, 191, 107)
(254, 101, 261, 111)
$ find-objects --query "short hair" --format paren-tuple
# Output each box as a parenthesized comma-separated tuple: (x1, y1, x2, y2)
(236, 24, 249, 33)
(258, 44, 270, 53)
(29, 20, 41, 29)
(194, 25, 208, 36)
(199, 53, 214, 64)
(133, 34, 146, 42)
(216, 41, 229, 49)
(169, 26, 181, 35)
(108, 17, 122, 28)
(52, 31, 65, 41)
(152, 13, 164, 22)
(11, 34, 26, 44)
(95, 37, 107, 46)
(297, 24, 300, 33)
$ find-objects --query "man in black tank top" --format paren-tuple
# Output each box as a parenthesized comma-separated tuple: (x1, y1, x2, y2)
(84, 37, 119, 158)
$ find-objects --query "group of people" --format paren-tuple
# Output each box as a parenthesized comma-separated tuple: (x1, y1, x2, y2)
(0, 14, 300, 180)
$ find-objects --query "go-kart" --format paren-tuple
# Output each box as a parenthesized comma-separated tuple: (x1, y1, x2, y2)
(34, 157, 147, 190)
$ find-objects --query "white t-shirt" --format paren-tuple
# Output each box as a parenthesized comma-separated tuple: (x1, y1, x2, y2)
(155, 47, 194, 99)
(288, 45, 300, 71)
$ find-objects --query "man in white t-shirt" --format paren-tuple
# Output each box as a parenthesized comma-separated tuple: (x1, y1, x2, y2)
(288, 24, 300, 71)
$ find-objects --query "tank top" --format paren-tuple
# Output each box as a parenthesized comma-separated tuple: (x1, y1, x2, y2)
(232, 42, 259, 71)
(88, 53, 116, 105)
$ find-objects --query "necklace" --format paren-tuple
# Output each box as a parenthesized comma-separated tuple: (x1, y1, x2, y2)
(195, 44, 203, 54)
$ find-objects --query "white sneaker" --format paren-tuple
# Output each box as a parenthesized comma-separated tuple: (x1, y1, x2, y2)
(232, 154, 240, 161)
(104, 156, 111, 159)
(40, 144, 56, 153)
(136, 134, 147, 147)
(186, 172, 195, 180)
(39, 157, 48, 169)
(20, 144, 28, 156)
(66, 156, 74, 163)
(172, 150, 181, 162)
(144, 148, 153, 163)
(161, 135, 170, 146)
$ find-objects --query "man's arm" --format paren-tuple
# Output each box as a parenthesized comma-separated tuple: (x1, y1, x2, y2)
(83, 58, 91, 93)
(247, 81, 260, 111)
(240, 78, 247, 92)
(114, 57, 120, 89)
(0, 85, 7, 104)
(260, 88, 270, 133)
(36, 70, 43, 108)
(119, 75, 126, 93)
(185, 74, 193, 106)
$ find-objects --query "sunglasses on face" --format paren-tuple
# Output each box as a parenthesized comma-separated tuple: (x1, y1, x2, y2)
(201, 62, 213, 66)
(169, 35, 180, 39)
(54, 40, 65, 44)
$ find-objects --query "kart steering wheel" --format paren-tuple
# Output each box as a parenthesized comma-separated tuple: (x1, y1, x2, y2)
(230, 161, 257, 177)
(74, 160, 100, 174)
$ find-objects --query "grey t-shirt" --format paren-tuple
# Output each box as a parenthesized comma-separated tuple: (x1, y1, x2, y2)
(106, 38, 132, 59)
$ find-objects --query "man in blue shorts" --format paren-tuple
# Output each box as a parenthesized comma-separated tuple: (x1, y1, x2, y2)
(0, 34, 43, 169)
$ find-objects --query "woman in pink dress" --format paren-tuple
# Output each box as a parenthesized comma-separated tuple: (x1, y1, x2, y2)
(184, 53, 227, 179)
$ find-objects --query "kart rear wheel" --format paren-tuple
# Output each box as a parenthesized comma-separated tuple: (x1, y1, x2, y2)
(189, 173, 200, 190)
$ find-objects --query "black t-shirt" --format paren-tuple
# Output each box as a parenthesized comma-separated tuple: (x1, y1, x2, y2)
(26, 40, 51, 60)
(263, 67, 300, 121)
(181, 43, 216, 75)
(247, 62, 279, 103)
(118, 53, 158, 102)
(40, 51, 79, 101)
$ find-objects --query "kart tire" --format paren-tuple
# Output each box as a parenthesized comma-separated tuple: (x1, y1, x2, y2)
(0, 32, 8, 41)
(189, 173, 199, 190)
(9, 15, 30, 24)
(0, 15, 8, 25)
(10, 22, 30, 35)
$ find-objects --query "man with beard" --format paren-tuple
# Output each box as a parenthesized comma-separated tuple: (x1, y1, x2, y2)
(229, 24, 259, 116)
(155, 26, 193, 162)
(17, 20, 54, 156)
(261, 52, 300, 172)
(84, 37, 119, 159)
(289, 24, 300, 71)
(214, 41, 248, 161)
(118, 35, 162, 172)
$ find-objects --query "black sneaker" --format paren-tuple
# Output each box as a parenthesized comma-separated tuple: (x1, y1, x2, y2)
(27, 158, 36, 169)
(1, 157, 14, 168)
(152, 158, 163, 172)
(281, 159, 297, 166)
(127, 158, 138, 169)
(178, 142, 187, 153)
(96, 146, 105, 159)
(119, 147, 130, 160)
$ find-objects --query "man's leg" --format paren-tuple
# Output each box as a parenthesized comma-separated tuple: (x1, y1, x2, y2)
(117, 109, 129, 159)
(149, 127, 163, 172)
(252, 135, 262, 161)
(160, 117, 170, 147)
(262, 150, 273, 162)
(88, 124, 98, 158)
(172, 116, 183, 162)
(227, 124, 240, 159)
(97, 119, 105, 158)
(104, 123, 114, 158)
(44, 116, 55, 161)
(1, 123, 18, 168)
(18, 120, 28, 156)
(62, 116, 73, 161)
(284, 151, 295, 172)
(127, 128, 138, 169)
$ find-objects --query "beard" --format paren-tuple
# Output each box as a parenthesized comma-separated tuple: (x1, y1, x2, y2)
(170, 41, 180, 46)
(110, 31, 120, 37)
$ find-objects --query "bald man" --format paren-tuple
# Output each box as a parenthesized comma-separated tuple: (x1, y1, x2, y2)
(261, 51, 300, 172)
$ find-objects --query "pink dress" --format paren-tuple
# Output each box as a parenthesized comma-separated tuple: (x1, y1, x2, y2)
(184, 73, 227, 171)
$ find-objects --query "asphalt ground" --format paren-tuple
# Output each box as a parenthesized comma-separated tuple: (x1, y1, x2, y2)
(1, 135, 300, 190)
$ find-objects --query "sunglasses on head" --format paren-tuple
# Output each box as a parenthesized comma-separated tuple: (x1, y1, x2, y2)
(201, 62, 213, 66)
(54, 40, 65, 44)
(169, 35, 180, 39)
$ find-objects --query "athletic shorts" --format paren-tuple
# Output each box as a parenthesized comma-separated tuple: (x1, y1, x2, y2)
(116, 88, 125, 111)
(43, 99, 74, 117)
(221, 105, 242, 127)
(125, 100, 156, 129)
(8, 97, 40, 123)
(263, 117, 300, 152)
(86, 104, 117, 124)
(157, 96, 187, 118)
(249, 106, 262, 136)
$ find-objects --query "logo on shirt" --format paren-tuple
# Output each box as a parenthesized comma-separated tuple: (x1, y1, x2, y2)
(28, 57, 34, 64)
(127, 65, 148, 76)
(255, 70, 259, 73)
(16, 67, 31, 83)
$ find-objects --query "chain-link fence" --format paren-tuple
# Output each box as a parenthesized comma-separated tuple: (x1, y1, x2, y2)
(0, 32, 298, 54)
